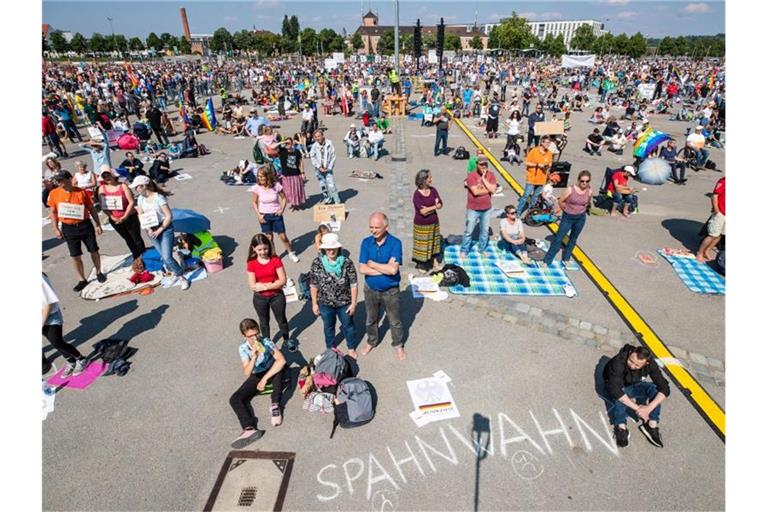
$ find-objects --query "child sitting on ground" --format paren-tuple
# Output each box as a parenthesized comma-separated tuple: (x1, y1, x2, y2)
(314, 224, 331, 252)
(541, 173, 562, 214)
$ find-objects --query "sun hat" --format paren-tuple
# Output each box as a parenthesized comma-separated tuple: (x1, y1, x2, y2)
(129, 175, 151, 188)
(319, 233, 342, 250)
(623, 165, 636, 176)
(549, 172, 561, 184)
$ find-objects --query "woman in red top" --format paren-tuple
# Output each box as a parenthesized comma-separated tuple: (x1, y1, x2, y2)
(246, 234, 292, 348)
(98, 171, 146, 259)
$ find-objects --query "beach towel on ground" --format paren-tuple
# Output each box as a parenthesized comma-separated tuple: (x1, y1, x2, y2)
(658, 248, 725, 295)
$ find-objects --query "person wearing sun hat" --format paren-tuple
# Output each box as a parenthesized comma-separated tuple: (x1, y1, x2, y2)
(686, 124, 709, 169)
(607, 165, 639, 218)
(309, 233, 360, 358)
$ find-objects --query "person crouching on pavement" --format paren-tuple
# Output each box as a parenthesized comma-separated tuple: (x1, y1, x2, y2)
(603, 344, 670, 448)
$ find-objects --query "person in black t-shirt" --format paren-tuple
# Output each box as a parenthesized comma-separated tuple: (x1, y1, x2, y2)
(584, 128, 605, 156)
(486, 94, 502, 139)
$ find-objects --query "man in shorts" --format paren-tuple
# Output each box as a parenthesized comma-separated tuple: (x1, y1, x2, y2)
(696, 177, 725, 263)
(47, 170, 106, 291)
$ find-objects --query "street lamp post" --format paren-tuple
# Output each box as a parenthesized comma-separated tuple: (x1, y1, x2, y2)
(394, 0, 400, 78)
(106, 17, 118, 56)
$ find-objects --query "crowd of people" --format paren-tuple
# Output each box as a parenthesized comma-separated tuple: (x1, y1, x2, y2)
(42, 52, 725, 450)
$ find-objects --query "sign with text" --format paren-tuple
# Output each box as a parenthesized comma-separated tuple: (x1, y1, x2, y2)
(312, 203, 346, 223)
(534, 120, 565, 136)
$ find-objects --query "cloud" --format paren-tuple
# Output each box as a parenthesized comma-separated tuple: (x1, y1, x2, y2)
(682, 3, 712, 14)
(517, 12, 564, 21)
(603, 0, 630, 4)
(616, 11, 639, 19)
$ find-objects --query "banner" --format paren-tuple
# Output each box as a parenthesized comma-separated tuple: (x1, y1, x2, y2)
(561, 54, 596, 68)
(332, 52, 345, 63)
(427, 50, 437, 64)
(637, 83, 655, 101)
(323, 58, 338, 70)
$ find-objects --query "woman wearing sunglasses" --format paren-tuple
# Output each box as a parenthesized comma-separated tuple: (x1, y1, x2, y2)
(98, 171, 146, 259)
(542, 170, 593, 268)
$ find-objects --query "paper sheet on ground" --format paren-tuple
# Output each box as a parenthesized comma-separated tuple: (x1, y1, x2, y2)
(407, 374, 459, 427)
(409, 275, 448, 301)
(174, 173, 193, 181)
(42, 382, 56, 420)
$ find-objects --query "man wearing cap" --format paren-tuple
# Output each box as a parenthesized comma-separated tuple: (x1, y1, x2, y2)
(245, 109, 271, 138)
(686, 125, 710, 169)
(47, 170, 106, 291)
(460, 156, 498, 257)
(309, 129, 341, 205)
(517, 134, 553, 215)
(607, 166, 639, 217)
(343, 124, 362, 159)
(359, 212, 405, 361)
(433, 106, 451, 157)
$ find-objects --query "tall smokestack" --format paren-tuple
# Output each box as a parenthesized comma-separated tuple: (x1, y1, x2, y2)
(180, 7, 192, 41)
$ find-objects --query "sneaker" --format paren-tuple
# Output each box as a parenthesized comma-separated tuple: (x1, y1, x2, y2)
(288, 252, 300, 263)
(270, 404, 283, 427)
(73, 280, 88, 292)
(614, 425, 629, 448)
(284, 338, 299, 352)
(61, 359, 86, 378)
(97, 272, 107, 283)
(72, 358, 87, 376)
(179, 277, 190, 290)
(638, 422, 664, 448)
(231, 428, 265, 449)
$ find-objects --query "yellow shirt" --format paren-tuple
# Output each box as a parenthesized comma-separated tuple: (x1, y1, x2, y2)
(525, 147, 553, 186)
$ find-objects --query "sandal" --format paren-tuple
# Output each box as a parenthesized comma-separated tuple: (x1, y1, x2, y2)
(270, 403, 282, 427)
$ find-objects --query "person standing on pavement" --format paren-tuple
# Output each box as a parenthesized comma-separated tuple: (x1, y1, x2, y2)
(251, 167, 300, 263)
(42, 273, 88, 377)
(542, 170, 593, 267)
(47, 170, 106, 291)
(434, 106, 451, 157)
(412, 169, 444, 272)
(309, 129, 342, 205)
(131, 175, 190, 290)
(229, 318, 287, 448)
(43, 110, 67, 158)
(696, 177, 725, 263)
(460, 157, 498, 257)
(603, 344, 670, 448)
(517, 135, 552, 216)
(309, 233, 359, 358)
(246, 234, 293, 347)
(359, 212, 406, 361)
(147, 105, 169, 145)
(526, 103, 545, 151)
(98, 170, 146, 260)
(486, 93, 502, 139)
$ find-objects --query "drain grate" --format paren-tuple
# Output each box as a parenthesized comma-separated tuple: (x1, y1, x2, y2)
(237, 486, 258, 507)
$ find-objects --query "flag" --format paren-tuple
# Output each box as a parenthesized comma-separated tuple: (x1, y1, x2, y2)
(179, 101, 192, 132)
(201, 97, 217, 131)
(124, 63, 139, 88)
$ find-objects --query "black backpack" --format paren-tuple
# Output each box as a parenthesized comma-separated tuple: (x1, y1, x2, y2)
(430, 264, 470, 287)
(453, 146, 470, 160)
(330, 378, 375, 438)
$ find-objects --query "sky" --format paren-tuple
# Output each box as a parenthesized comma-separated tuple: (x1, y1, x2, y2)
(42, 1, 725, 39)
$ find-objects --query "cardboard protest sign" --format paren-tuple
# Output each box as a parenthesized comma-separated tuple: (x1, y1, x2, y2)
(534, 120, 565, 136)
(312, 203, 346, 223)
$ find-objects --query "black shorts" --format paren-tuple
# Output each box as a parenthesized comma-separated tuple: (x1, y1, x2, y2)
(486, 117, 499, 132)
(61, 221, 99, 257)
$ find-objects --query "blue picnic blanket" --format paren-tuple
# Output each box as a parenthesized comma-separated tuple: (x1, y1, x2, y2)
(657, 250, 725, 295)
(443, 243, 577, 296)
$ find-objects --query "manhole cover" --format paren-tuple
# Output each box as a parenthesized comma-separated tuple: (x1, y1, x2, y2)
(204, 451, 295, 511)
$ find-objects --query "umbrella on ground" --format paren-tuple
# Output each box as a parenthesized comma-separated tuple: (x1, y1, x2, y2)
(171, 209, 210, 234)
(637, 158, 672, 185)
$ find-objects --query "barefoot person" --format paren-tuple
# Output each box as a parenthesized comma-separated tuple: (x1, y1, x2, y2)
(359, 212, 406, 361)
(696, 177, 725, 263)
(229, 318, 287, 448)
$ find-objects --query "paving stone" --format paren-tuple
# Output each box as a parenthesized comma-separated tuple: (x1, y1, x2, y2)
(503, 314, 518, 324)
(593, 325, 608, 336)
(707, 358, 724, 370)
(582, 338, 599, 348)
(515, 303, 531, 314)
(712, 370, 725, 382)
(579, 330, 595, 340)
(698, 374, 716, 385)
(529, 307, 543, 317)
(466, 297, 479, 305)
(689, 352, 709, 366)
(579, 321, 593, 331)
(539, 317, 556, 328)
(568, 317, 580, 327)
(487, 310, 501, 319)
(667, 345, 689, 360)
(609, 338, 625, 349)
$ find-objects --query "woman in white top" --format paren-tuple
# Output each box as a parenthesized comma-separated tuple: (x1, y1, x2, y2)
(73, 160, 97, 198)
(498, 205, 531, 264)
(503, 111, 524, 164)
(131, 175, 189, 290)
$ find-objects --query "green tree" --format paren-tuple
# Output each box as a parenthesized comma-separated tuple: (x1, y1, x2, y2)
(488, 26, 500, 48)
(50, 31, 69, 53)
(43, 35, 50, 54)
(299, 28, 317, 55)
(69, 32, 87, 54)
(400, 33, 413, 53)
(279, 34, 297, 54)
(378, 29, 395, 55)
(657, 36, 674, 55)
(281, 15, 292, 39)
(289, 16, 300, 41)
(178, 37, 191, 54)
(445, 33, 462, 51)
(494, 12, 536, 50)
(627, 32, 647, 58)
(160, 32, 174, 49)
(469, 35, 484, 50)
(254, 32, 281, 56)
(89, 32, 108, 53)
(593, 33, 614, 55)
(110, 34, 128, 53)
(570, 24, 596, 52)
(351, 32, 364, 52)
(672, 36, 688, 56)
(146, 32, 163, 52)
(210, 27, 234, 53)
(128, 37, 145, 51)
(423, 33, 436, 49)
(233, 30, 255, 52)
(612, 33, 629, 55)
(543, 34, 566, 56)
(317, 28, 337, 53)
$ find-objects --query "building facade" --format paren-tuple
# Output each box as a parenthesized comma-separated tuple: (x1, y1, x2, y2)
(482, 19, 606, 50)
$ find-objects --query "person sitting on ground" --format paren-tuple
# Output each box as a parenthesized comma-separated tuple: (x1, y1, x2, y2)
(227, 160, 258, 184)
(584, 128, 605, 156)
(603, 344, 670, 448)
(148, 152, 173, 183)
(376, 112, 391, 134)
(119, 151, 144, 180)
(659, 139, 687, 185)
(228, 318, 287, 449)
(589, 106, 606, 124)
(498, 205, 532, 264)
(314, 224, 331, 252)
(607, 165, 639, 217)
(366, 124, 385, 161)
(541, 172, 562, 214)
(686, 125, 710, 170)
(606, 129, 628, 155)
(343, 124, 362, 159)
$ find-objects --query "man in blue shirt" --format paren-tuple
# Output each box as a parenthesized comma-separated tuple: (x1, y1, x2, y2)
(659, 139, 687, 185)
(245, 108, 272, 137)
(359, 212, 406, 360)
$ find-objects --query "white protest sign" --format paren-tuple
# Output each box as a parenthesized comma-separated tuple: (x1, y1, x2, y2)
(332, 52, 345, 64)
(100, 195, 123, 211)
(58, 202, 85, 220)
(139, 210, 159, 229)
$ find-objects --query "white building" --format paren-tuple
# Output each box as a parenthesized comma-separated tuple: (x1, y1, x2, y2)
(483, 19, 606, 50)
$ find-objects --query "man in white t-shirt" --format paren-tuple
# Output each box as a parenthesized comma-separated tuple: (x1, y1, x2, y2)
(686, 125, 710, 168)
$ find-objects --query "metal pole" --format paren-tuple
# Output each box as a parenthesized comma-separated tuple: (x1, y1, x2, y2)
(107, 17, 117, 56)
(394, 0, 400, 78)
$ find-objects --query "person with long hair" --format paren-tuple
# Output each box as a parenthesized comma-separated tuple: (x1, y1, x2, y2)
(228, 318, 287, 448)
(250, 166, 300, 262)
(412, 169, 443, 272)
(277, 138, 307, 210)
(542, 170, 593, 268)
(246, 233, 292, 347)
(131, 175, 189, 290)
(98, 170, 146, 259)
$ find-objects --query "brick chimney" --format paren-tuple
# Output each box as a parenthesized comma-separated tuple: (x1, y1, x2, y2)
(180, 7, 192, 41)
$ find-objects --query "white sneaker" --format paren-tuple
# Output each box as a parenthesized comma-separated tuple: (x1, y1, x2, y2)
(179, 277, 190, 290)
(289, 252, 300, 263)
